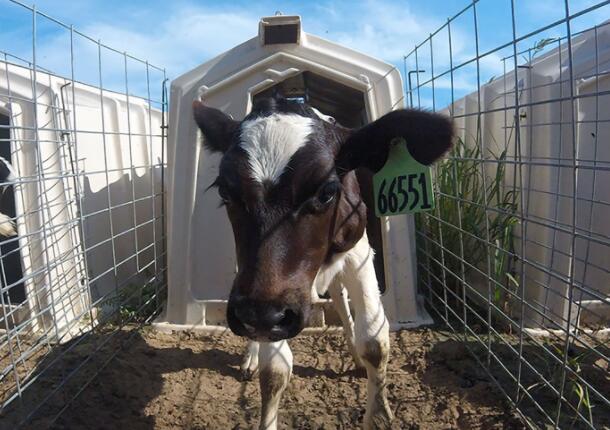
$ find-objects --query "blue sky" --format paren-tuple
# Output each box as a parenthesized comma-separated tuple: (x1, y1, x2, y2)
(1, 0, 608, 109)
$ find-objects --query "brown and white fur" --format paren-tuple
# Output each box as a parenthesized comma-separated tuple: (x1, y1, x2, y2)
(192, 97, 453, 429)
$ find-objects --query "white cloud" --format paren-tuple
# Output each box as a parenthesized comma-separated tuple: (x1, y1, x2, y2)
(305, 0, 441, 64)
(82, 6, 260, 77)
(24, 0, 456, 101)
(25, 4, 263, 97)
(7, 0, 545, 109)
(29, 0, 446, 80)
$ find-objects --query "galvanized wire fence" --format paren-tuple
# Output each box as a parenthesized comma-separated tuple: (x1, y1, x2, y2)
(0, 1, 167, 427)
(1, 0, 609, 428)
(408, 0, 610, 428)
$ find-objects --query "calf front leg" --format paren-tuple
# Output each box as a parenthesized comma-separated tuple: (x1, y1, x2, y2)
(342, 238, 393, 429)
(328, 281, 364, 369)
(241, 341, 260, 380)
(258, 340, 292, 430)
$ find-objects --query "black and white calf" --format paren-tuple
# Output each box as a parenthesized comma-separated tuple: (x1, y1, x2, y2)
(192, 97, 453, 429)
(0, 156, 16, 237)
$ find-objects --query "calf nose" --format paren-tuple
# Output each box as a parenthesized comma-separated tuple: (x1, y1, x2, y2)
(228, 297, 301, 340)
(234, 305, 287, 329)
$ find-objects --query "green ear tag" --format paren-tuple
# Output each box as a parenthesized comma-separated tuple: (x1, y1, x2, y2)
(373, 138, 435, 217)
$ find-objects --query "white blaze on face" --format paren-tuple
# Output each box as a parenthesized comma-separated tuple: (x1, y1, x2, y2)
(240, 113, 314, 183)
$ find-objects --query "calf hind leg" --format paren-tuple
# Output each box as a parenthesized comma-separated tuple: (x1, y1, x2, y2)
(342, 239, 393, 429)
(258, 340, 292, 430)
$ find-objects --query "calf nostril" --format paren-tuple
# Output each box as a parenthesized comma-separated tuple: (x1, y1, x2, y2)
(233, 306, 250, 325)
(264, 308, 286, 328)
(278, 308, 298, 329)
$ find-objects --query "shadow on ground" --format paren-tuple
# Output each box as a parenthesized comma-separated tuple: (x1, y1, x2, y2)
(1, 327, 547, 430)
(3, 329, 248, 429)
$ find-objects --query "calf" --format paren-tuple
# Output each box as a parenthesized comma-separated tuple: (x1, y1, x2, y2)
(192, 97, 453, 429)
(0, 156, 16, 237)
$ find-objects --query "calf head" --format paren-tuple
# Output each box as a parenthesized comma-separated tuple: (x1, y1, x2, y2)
(193, 97, 453, 341)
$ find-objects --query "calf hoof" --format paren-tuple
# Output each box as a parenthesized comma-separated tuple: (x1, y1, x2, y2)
(240, 357, 259, 380)
(364, 396, 393, 429)
(241, 363, 259, 381)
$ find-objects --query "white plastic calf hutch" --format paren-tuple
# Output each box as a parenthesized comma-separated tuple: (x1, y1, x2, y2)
(0, 61, 164, 342)
(157, 15, 432, 333)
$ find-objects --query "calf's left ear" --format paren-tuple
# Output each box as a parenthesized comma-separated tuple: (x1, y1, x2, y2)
(336, 109, 454, 173)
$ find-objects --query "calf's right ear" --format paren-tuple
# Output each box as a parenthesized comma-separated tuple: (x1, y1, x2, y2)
(192, 100, 238, 154)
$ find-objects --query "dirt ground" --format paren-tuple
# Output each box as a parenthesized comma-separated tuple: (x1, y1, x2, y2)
(14, 327, 523, 430)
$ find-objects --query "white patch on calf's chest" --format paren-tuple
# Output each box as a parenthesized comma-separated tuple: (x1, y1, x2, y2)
(240, 113, 314, 183)
(312, 233, 373, 296)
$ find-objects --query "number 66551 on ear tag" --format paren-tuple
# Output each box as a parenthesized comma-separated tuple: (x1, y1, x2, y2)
(373, 137, 435, 217)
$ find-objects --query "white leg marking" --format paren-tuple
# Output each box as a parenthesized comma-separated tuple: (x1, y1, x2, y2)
(258, 340, 293, 430)
(341, 236, 393, 429)
(241, 341, 260, 380)
(328, 280, 364, 369)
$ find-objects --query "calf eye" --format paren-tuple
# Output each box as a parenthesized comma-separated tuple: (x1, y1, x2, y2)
(317, 181, 340, 205)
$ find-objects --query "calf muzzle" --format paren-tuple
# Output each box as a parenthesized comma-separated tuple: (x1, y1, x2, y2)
(227, 295, 306, 341)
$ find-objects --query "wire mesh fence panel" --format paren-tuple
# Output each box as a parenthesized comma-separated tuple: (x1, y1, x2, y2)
(0, 1, 167, 427)
(406, 0, 610, 428)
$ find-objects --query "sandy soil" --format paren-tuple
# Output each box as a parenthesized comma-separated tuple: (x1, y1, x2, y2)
(10, 327, 526, 430)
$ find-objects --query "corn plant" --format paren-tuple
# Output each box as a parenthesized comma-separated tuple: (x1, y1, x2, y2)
(417, 136, 520, 326)
(524, 343, 596, 428)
